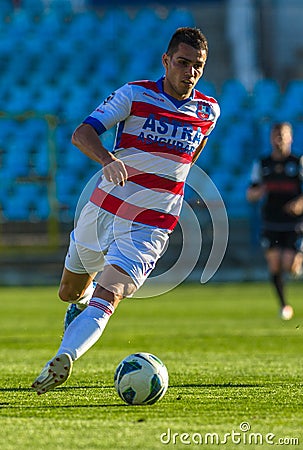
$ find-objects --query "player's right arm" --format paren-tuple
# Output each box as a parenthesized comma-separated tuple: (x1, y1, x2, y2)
(246, 184, 265, 202)
(246, 160, 265, 202)
(72, 123, 128, 186)
(72, 84, 133, 186)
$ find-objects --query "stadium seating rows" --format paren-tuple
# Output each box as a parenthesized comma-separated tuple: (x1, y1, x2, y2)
(1, 4, 303, 222)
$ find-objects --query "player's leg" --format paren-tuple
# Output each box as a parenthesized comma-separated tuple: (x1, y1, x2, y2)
(55, 264, 137, 362)
(291, 234, 303, 277)
(55, 224, 168, 365)
(278, 247, 296, 319)
(31, 269, 97, 395)
(291, 251, 303, 277)
(31, 239, 103, 394)
(59, 268, 96, 304)
(31, 225, 168, 394)
(32, 264, 137, 395)
(60, 229, 105, 329)
(278, 231, 299, 319)
(262, 230, 291, 317)
(281, 248, 296, 274)
(265, 247, 286, 307)
(59, 268, 97, 329)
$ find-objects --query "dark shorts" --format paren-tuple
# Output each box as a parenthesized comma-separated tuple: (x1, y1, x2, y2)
(260, 230, 302, 251)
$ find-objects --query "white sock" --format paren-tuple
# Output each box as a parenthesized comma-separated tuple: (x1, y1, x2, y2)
(56, 297, 114, 361)
(74, 282, 96, 310)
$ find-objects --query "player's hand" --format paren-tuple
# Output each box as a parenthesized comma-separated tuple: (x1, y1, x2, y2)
(102, 155, 128, 186)
(284, 196, 303, 216)
(246, 185, 265, 202)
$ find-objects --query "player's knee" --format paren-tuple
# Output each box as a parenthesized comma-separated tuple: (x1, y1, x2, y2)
(95, 264, 138, 303)
(94, 281, 137, 306)
(58, 283, 83, 303)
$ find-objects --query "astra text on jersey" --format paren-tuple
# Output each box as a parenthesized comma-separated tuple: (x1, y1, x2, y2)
(84, 78, 220, 230)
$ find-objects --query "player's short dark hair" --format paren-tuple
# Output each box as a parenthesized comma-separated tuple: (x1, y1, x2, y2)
(272, 122, 293, 133)
(166, 27, 208, 57)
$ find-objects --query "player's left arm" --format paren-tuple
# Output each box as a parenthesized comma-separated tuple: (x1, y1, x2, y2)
(191, 100, 220, 166)
(191, 137, 208, 166)
(284, 156, 303, 215)
(284, 195, 303, 216)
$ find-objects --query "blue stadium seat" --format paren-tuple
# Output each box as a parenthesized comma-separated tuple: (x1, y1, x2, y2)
(56, 171, 79, 221)
(197, 80, 217, 98)
(35, 88, 62, 114)
(0, 1, 14, 18)
(4, 143, 30, 178)
(35, 9, 62, 35)
(2, 183, 42, 221)
(10, 9, 32, 35)
(32, 190, 51, 220)
(3, 196, 31, 221)
(0, 175, 13, 205)
(292, 122, 303, 155)
(132, 8, 160, 34)
(257, 121, 273, 156)
(275, 80, 303, 121)
(48, 0, 74, 19)
(20, 0, 45, 18)
(224, 190, 250, 218)
(31, 143, 50, 177)
(66, 10, 98, 37)
(251, 79, 280, 118)
(209, 170, 232, 194)
(166, 8, 195, 29)
(219, 79, 249, 118)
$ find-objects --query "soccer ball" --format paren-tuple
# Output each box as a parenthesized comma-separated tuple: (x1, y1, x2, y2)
(114, 352, 169, 405)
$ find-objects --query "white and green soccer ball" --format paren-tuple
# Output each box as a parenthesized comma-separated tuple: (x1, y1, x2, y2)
(114, 352, 169, 405)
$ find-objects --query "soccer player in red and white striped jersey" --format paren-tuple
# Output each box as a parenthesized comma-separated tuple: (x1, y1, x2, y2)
(32, 27, 220, 394)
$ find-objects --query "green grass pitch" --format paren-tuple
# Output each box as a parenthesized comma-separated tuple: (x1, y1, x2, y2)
(0, 282, 302, 449)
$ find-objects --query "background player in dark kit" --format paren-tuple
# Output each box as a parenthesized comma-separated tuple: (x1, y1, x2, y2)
(247, 122, 303, 320)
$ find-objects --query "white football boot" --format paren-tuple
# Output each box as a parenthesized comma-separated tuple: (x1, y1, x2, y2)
(31, 353, 73, 395)
(280, 305, 294, 320)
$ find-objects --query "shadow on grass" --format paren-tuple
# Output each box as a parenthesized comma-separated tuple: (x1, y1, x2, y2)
(170, 383, 263, 388)
(0, 382, 262, 394)
(0, 385, 112, 392)
(0, 383, 265, 409)
(0, 403, 126, 408)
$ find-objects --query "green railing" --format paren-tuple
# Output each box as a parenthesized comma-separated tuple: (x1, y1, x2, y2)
(0, 111, 60, 251)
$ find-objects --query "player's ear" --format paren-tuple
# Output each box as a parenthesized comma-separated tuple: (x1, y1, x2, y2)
(162, 53, 169, 68)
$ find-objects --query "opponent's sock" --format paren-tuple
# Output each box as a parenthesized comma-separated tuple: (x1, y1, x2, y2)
(56, 297, 114, 360)
(271, 273, 286, 308)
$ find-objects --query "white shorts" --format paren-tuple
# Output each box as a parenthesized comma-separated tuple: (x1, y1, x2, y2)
(64, 202, 169, 288)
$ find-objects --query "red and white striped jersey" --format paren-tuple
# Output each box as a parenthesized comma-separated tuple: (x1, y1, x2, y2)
(85, 78, 220, 231)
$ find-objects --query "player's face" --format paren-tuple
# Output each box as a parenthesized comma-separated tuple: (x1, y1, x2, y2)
(271, 125, 293, 156)
(162, 43, 207, 100)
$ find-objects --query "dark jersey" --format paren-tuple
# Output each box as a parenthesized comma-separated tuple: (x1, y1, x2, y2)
(250, 154, 303, 231)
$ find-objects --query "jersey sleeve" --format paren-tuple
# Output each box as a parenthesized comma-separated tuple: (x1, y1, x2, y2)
(83, 83, 133, 135)
(204, 101, 220, 137)
(299, 156, 303, 183)
(249, 160, 262, 186)
(209, 102, 221, 136)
